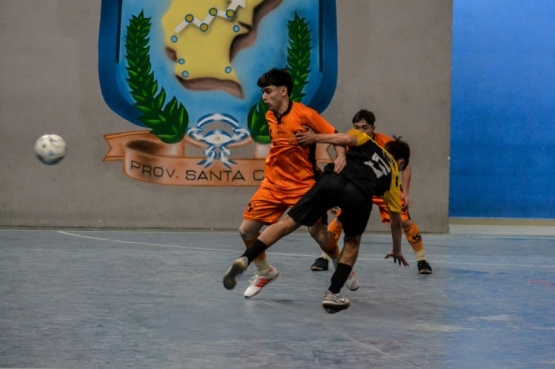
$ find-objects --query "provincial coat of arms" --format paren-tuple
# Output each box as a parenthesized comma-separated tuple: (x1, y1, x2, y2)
(99, 0, 337, 186)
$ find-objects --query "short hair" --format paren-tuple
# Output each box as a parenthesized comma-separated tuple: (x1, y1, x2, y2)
(352, 109, 376, 125)
(257, 68, 293, 97)
(384, 136, 410, 170)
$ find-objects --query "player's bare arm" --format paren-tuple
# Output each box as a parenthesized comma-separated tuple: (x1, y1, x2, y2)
(401, 163, 412, 208)
(296, 127, 349, 172)
(295, 127, 356, 146)
(332, 145, 347, 173)
(384, 211, 409, 266)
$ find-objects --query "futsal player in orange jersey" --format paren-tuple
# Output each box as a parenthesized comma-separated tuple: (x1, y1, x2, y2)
(224, 132, 411, 313)
(310, 109, 433, 276)
(238, 68, 347, 298)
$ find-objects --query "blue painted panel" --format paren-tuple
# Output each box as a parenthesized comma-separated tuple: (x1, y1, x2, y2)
(450, 0, 555, 218)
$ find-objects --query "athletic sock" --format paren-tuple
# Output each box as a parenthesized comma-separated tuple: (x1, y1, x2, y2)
(254, 258, 271, 275)
(328, 263, 352, 294)
(414, 250, 426, 262)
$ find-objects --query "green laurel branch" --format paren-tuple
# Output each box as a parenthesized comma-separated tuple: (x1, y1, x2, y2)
(125, 11, 188, 143)
(287, 12, 311, 103)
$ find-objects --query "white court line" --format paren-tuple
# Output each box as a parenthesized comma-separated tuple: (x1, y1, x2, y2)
(57, 231, 555, 269)
(58, 230, 236, 253)
(57, 230, 367, 259)
(337, 332, 419, 368)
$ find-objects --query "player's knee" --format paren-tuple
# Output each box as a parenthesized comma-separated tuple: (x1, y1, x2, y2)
(238, 223, 261, 241)
(402, 220, 414, 231)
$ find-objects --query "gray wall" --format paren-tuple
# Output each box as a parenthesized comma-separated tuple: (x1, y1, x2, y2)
(0, 0, 452, 232)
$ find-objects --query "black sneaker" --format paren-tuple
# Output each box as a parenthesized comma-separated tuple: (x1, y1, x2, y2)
(417, 260, 433, 274)
(310, 257, 329, 271)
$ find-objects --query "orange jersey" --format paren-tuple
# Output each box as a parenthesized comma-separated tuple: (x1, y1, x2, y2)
(261, 102, 337, 196)
(372, 131, 393, 147)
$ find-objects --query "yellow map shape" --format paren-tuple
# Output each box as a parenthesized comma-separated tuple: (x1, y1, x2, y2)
(162, 0, 265, 97)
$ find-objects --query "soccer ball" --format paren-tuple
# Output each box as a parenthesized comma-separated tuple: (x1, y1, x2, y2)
(34, 134, 67, 165)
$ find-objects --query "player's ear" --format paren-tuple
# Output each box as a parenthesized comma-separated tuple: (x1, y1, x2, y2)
(397, 158, 406, 171)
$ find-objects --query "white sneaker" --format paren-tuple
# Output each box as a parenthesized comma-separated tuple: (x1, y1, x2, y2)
(223, 257, 248, 290)
(345, 271, 359, 291)
(243, 266, 279, 298)
(322, 290, 350, 313)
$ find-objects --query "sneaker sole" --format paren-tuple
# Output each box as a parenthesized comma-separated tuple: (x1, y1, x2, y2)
(418, 270, 432, 275)
(244, 272, 279, 298)
(345, 285, 359, 291)
(223, 260, 247, 290)
(310, 266, 328, 271)
(323, 303, 350, 314)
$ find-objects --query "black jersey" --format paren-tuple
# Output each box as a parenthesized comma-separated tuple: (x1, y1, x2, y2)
(337, 129, 402, 213)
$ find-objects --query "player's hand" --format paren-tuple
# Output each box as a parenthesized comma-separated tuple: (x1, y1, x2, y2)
(384, 251, 409, 266)
(333, 155, 346, 173)
(295, 127, 317, 145)
(402, 193, 410, 210)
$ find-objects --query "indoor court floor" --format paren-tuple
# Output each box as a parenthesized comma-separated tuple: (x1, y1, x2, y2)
(1, 226, 554, 369)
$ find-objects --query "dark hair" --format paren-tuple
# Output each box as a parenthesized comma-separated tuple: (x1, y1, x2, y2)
(257, 68, 293, 97)
(384, 136, 410, 170)
(352, 109, 376, 125)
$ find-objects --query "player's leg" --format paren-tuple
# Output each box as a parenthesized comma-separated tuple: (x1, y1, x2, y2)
(302, 176, 348, 273)
(237, 188, 287, 297)
(323, 184, 370, 313)
(401, 218, 432, 274)
(310, 209, 343, 271)
(238, 219, 265, 267)
(322, 234, 361, 313)
(309, 222, 339, 261)
(397, 197, 432, 273)
(373, 197, 432, 274)
(225, 215, 302, 294)
(328, 208, 344, 244)
(310, 216, 359, 290)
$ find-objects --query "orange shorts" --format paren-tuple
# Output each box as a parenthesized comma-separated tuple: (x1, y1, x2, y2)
(243, 186, 308, 225)
(372, 196, 410, 222)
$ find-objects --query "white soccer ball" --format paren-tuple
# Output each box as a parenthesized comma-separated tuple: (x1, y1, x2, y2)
(34, 134, 67, 165)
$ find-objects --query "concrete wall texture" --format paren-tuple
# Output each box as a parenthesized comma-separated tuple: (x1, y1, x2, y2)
(0, 1, 452, 232)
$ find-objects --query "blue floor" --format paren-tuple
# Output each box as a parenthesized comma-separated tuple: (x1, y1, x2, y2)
(1, 227, 554, 368)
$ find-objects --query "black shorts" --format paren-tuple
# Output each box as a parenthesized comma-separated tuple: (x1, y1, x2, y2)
(287, 172, 373, 237)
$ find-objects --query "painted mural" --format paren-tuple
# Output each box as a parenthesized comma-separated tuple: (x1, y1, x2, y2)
(98, 0, 337, 186)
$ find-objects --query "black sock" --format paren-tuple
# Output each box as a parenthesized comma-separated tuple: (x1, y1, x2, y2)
(328, 263, 352, 294)
(242, 239, 269, 263)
